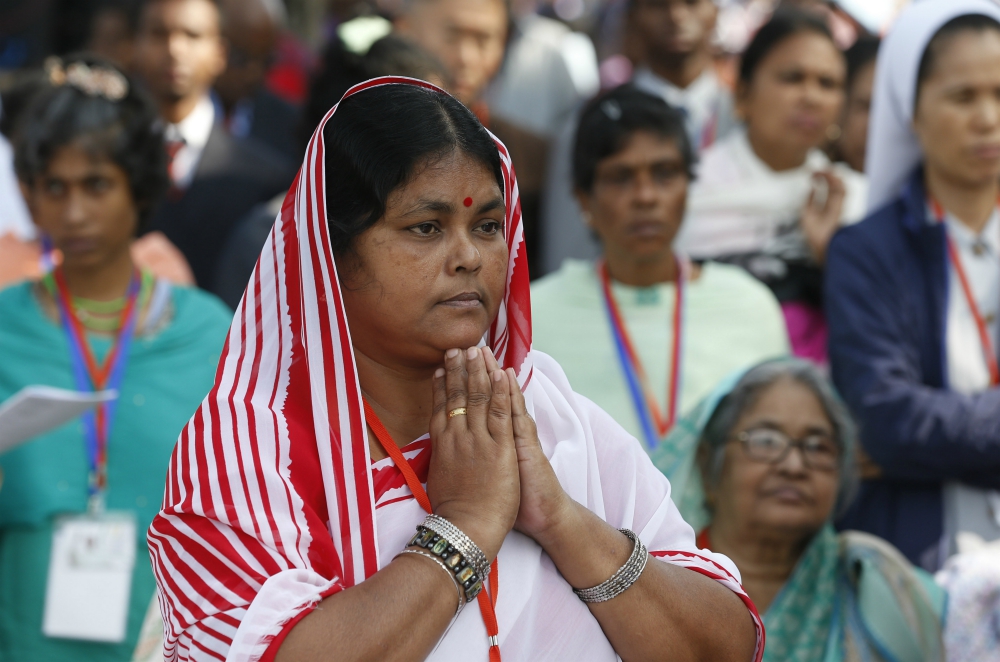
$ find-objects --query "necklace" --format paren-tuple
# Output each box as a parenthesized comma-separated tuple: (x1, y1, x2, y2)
(43, 270, 154, 333)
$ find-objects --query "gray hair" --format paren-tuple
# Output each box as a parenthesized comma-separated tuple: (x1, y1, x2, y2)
(697, 358, 859, 517)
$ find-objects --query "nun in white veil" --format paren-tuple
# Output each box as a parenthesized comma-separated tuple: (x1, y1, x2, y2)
(825, 0, 1000, 574)
(866, 0, 1000, 213)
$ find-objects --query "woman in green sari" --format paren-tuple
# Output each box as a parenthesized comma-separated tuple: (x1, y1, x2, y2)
(0, 55, 231, 661)
(653, 359, 946, 662)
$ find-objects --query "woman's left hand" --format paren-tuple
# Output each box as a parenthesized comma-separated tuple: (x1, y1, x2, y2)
(483, 349, 573, 543)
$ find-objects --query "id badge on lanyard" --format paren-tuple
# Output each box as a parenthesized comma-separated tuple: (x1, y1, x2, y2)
(42, 511, 137, 642)
(42, 270, 140, 643)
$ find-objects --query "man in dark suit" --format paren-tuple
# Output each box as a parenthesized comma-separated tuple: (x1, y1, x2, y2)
(214, 0, 300, 162)
(133, 0, 294, 290)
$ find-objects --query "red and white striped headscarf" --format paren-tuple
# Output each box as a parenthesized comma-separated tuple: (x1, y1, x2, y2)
(147, 77, 531, 661)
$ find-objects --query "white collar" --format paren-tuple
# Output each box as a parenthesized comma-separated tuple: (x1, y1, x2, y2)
(168, 95, 215, 150)
(633, 66, 720, 106)
(944, 208, 1000, 258)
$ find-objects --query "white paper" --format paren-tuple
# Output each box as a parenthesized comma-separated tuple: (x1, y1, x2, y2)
(43, 513, 136, 643)
(0, 386, 117, 454)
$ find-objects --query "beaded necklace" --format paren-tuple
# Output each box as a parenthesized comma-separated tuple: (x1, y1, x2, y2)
(43, 270, 154, 333)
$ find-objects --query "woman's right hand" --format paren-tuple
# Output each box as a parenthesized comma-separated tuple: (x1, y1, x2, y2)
(426, 347, 520, 561)
(801, 170, 847, 264)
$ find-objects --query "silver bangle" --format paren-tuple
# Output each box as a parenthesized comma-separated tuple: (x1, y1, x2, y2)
(573, 529, 649, 603)
(396, 548, 466, 615)
(422, 514, 491, 583)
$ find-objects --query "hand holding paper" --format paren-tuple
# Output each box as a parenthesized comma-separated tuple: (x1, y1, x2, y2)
(0, 386, 117, 454)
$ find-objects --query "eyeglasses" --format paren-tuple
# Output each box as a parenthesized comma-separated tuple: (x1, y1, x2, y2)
(731, 427, 840, 471)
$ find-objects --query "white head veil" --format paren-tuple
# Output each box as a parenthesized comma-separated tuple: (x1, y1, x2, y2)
(866, 0, 1000, 213)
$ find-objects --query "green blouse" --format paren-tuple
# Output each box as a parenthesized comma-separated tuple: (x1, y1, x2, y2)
(531, 259, 790, 448)
(0, 281, 231, 662)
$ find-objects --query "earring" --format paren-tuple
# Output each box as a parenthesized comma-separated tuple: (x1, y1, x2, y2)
(826, 124, 842, 142)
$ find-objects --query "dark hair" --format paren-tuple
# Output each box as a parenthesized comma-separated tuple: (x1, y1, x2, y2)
(696, 358, 859, 517)
(1, 69, 51, 140)
(322, 84, 504, 254)
(917, 14, 1000, 102)
(572, 84, 693, 194)
(844, 34, 880, 91)
(300, 35, 448, 151)
(90, 0, 142, 37)
(364, 35, 449, 84)
(739, 8, 835, 85)
(13, 54, 169, 229)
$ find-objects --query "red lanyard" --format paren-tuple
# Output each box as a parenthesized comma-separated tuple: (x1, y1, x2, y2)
(363, 400, 502, 662)
(930, 199, 1000, 386)
(52, 268, 141, 504)
(53, 268, 141, 389)
(598, 260, 684, 448)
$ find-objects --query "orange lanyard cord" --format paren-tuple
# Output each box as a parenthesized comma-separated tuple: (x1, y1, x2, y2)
(364, 400, 432, 513)
(598, 260, 684, 438)
(946, 239, 1000, 385)
(363, 400, 502, 661)
(930, 199, 1000, 385)
(52, 267, 140, 387)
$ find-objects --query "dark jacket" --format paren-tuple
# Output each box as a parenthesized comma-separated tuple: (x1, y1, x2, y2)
(825, 167, 1000, 569)
(211, 195, 283, 310)
(239, 88, 301, 163)
(148, 125, 295, 289)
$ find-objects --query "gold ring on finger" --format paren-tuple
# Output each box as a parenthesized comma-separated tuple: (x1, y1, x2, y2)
(448, 407, 468, 419)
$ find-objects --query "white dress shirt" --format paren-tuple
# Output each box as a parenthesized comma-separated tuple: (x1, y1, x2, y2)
(632, 67, 736, 152)
(487, 14, 599, 139)
(164, 95, 215, 190)
(941, 208, 1000, 555)
(946, 210, 1000, 392)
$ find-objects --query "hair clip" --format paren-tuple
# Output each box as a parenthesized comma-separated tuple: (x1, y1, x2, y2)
(601, 99, 622, 121)
(45, 57, 128, 102)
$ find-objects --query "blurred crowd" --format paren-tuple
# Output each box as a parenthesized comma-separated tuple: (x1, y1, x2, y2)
(0, 0, 999, 660)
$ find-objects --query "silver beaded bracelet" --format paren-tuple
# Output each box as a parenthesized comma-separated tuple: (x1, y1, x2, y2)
(396, 548, 466, 615)
(421, 514, 492, 583)
(573, 529, 649, 603)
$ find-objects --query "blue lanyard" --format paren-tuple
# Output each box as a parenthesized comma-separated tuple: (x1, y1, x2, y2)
(605, 309, 660, 450)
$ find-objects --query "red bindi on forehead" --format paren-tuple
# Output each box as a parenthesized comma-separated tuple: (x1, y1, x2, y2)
(464, 197, 473, 207)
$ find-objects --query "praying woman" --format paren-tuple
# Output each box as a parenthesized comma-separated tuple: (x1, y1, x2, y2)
(148, 78, 763, 662)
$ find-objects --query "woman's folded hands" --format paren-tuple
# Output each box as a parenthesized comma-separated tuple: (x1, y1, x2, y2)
(427, 346, 572, 560)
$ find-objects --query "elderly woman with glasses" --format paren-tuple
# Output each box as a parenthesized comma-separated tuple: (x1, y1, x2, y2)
(653, 358, 946, 662)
